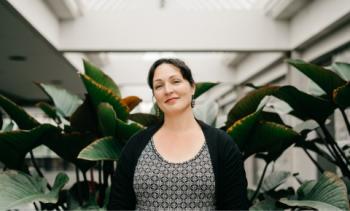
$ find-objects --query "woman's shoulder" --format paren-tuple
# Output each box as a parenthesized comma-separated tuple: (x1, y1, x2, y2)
(123, 123, 161, 151)
(197, 120, 232, 141)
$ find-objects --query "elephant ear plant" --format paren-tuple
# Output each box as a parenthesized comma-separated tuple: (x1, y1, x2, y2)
(0, 60, 141, 210)
(225, 60, 350, 210)
(0, 60, 218, 210)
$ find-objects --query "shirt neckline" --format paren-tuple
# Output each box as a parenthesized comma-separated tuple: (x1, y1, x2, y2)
(150, 137, 206, 165)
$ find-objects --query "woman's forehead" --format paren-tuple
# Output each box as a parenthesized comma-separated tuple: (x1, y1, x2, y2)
(153, 64, 183, 81)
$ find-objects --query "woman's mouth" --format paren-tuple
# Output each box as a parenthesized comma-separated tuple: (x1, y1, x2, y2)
(165, 97, 178, 103)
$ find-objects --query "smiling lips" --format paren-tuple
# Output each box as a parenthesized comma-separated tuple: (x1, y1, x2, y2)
(165, 97, 179, 103)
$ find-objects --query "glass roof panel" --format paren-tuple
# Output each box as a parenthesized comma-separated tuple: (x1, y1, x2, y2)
(80, 0, 272, 13)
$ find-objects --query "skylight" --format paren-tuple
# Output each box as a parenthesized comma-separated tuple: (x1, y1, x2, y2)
(80, 0, 272, 13)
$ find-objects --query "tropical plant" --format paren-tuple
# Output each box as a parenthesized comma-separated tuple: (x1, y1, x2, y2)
(224, 60, 350, 210)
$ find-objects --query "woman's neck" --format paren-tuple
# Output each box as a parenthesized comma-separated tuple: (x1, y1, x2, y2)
(162, 109, 198, 132)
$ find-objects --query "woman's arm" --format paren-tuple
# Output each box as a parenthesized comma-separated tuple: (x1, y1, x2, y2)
(107, 147, 136, 210)
(219, 133, 250, 210)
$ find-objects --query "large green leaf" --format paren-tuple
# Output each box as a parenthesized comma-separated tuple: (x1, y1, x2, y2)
(36, 102, 61, 123)
(226, 86, 279, 127)
(0, 110, 3, 129)
(297, 180, 317, 198)
(273, 86, 334, 123)
(332, 62, 350, 81)
(70, 97, 98, 134)
(0, 171, 68, 210)
(250, 198, 282, 210)
(227, 110, 262, 153)
(280, 200, 343, 211)
(115, 118, 143, 141)
(78, 136, 123, 161)
(261, 111, 285, 125)
(194, 82, 219, 99)
(287, 59, 346, 97)
(43, 132, 96, 172)
(38, 83, 83, 117)
(80, 74, 129, 121)
(97, 103, 117, 137)
(84, 60, 121, 97)
(232, 120, 299, 161)
(128, 113, 161, 127)
(261, 171, 291, 192)
(251, 121, 300, 161)
(0, 124, 59, 170)
(121, 96, 142, 112)
(280, 171, 349, 211)
(2, 120, 14, 132)
(0, 94, 39, 129)
(333, 82, 350, 109)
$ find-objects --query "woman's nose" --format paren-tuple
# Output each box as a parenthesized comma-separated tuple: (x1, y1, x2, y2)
(164, 83, 174, 94)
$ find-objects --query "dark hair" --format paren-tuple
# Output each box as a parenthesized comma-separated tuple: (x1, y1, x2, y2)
(147, 58, 195, 90)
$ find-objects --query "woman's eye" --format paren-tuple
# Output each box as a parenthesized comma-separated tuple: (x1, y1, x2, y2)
(154, 85, 162, 89)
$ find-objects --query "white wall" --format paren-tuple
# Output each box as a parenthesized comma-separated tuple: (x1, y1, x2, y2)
(234, 52, 285, 84)
(59, 11, 289, 51)
(290, 0, 350, 49)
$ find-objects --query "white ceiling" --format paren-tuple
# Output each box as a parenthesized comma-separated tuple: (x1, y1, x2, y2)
(0, 1, 85, 103)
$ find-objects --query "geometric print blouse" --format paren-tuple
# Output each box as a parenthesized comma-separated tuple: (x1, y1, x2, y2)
(133, 137, 216, 210)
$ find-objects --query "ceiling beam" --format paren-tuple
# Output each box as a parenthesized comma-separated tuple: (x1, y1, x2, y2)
(58, 11, 289, 52)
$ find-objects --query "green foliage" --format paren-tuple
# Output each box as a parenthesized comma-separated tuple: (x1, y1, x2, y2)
(0, 94, 39, 129)
(80, 74, 129, 121)
(36, 102, 62, 124)
(333, 82, 350, 109)
(97, 103, 117, 137)
(84, 60, 122, 98)
(332, 62, 350, 81)
(78, 136, 123, 161)
(121, 96, 142, 112)
(0, 124, 59, 171)
(129, 113, 161, 127)
(226, 85, 279, 127)
(38, 83, 83, 117)
(287, 59, 346, 98)
(273, 86, 335, 123)
(261, 171, 291, 192)
(280, 172, 349, 211)
(43, 132, 96, 172)
(70, 97, 98, 134)
(193, 82, 218, 99)
(0, 171, 68, 210)
(250, 198, 282, 210)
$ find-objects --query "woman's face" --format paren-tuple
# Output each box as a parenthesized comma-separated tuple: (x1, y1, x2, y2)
(152, 63, 195, 115)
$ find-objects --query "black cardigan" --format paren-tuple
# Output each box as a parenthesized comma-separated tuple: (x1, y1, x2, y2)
(107, 120, 249, 210)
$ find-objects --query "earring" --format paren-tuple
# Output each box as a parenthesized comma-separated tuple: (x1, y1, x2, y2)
(155, 104, 160, 117)
(152, 96, 161, 117)
(191, 95, 195, 108)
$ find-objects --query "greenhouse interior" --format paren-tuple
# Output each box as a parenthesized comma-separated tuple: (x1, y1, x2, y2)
(0, 0, 350, 210)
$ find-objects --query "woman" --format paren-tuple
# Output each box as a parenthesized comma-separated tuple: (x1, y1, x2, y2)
(108, 58, 249, 210)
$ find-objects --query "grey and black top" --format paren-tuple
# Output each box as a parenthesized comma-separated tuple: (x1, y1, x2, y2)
(108, 119, 249, 210)
(133, 137, 216, 210)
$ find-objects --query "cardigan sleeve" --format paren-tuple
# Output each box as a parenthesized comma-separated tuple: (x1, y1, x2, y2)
(218, 133, 250, 210)
(107, 141, 137, 210)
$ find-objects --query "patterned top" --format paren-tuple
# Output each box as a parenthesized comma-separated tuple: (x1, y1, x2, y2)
(133, 137, 216, 210)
